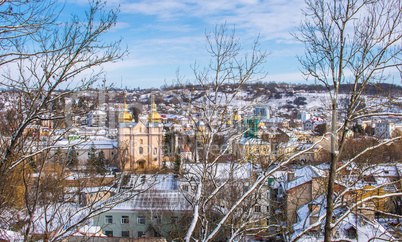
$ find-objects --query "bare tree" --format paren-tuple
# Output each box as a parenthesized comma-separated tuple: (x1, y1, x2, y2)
(0, 0, 133, 240)
(166, 24, 332, 242)
(0, 0, 59, 66)
(160, 24, 275, 241)
(295, 0, 402, 241)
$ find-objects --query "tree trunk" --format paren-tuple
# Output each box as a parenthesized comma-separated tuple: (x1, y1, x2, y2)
(324, 99, 338, 241)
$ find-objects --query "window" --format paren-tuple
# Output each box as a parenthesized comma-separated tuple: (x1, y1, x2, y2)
(121, 231, 129, 238)
(138, 231, 144, 238)
(153, 216, 160, 224)
(137, 216, 145, 224)
(140, 139, 143, 144)
(171, 216, 178, 224)
(154, 147, 157, 155)
(255, 206, 261, 213)
(139, 147, 143, 154)
(105, 216, 113, 224)
(104, 231, 113, 237)
(182, 185, 189, 192)
(121, 216, 129, 224)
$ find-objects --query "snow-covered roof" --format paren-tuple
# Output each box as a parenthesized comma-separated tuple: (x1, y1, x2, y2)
(0, 228, 23, 241)
(112, 190, 191, 211)
(124, 174, 178, 191)
(20, 203, 93, 237)
(336, 213, 395, 241)
(315, 163, 330, 170)
(71, 225, 105, 237)
(90, 110, 107, 115)
(161, 114, 180, 119)
(267, 170, 287, 189)
(296, 143, 321, 151)
(293, 195, 326, 231)
(293, 207, 395, 242)
(81, 186, 113, 194)
(239, 137, 270, 146)
(286, 165, 326, 191)
(362, 164, 402, 178)
(277, 140, 299, 148)
(164, 122, 174, 127)
(264, 117, 285, 123)
(55, 139, 118, 150)
(182, 162, 253, 181)
(118, 122, 138, 128)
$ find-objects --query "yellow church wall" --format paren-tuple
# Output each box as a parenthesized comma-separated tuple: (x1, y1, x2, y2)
(117, 100, 163, 171)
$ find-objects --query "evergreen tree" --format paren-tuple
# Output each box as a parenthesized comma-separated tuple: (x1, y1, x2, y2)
(88, 144, 97, 167)
(173, 154, 181, 174)
(67, 146, 78, 167)
(96, 150, 106, 174)
(164, 130, 176, 156)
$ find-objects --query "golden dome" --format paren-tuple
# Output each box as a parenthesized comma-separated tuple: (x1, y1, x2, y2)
(233, 113, 241, 121)
(226, 119, 233, 125)
(119, 111, 133, 123)
(148, 98, 161, 123)
(119, 96, 133, 123)
(148, 110, 161, 123)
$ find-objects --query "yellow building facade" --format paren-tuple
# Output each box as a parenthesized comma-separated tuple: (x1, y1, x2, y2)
(118, 99, 163, 171)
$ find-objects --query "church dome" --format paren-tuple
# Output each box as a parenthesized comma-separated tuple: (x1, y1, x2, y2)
(119, 97, 133, 123)
(233, 111, 242, 122)
(148, 102, 161, 123)
(119, 111, 133, 123)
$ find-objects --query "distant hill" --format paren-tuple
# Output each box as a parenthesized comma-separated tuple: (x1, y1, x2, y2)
(161, 81, 401, 97)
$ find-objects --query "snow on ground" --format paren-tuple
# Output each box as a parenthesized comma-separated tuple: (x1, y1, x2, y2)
(191, 91, 357, 114)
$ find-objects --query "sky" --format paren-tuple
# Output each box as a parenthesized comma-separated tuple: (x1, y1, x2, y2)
(64, 0, 310, 89)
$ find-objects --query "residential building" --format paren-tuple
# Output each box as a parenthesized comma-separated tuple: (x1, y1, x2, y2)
(54, 139, 118, 164)
(93, 175, 191, 239)
(282, 165, 327, 225)
(375, 120, 402, 138)
(88, 110, 107, 127)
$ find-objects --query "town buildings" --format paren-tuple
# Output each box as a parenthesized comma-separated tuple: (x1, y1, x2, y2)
(5, 86, 401, 241)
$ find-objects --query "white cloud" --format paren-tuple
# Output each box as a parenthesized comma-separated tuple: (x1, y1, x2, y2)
(115, 0, 305, 42)
(65, 0, 310, 88)
(109, 22, 131, 32)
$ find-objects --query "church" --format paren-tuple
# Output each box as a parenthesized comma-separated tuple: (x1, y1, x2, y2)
(117, 97, 163, 171)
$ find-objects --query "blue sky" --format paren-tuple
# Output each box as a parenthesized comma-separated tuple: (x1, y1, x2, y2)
(66, 0, 309, 89)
